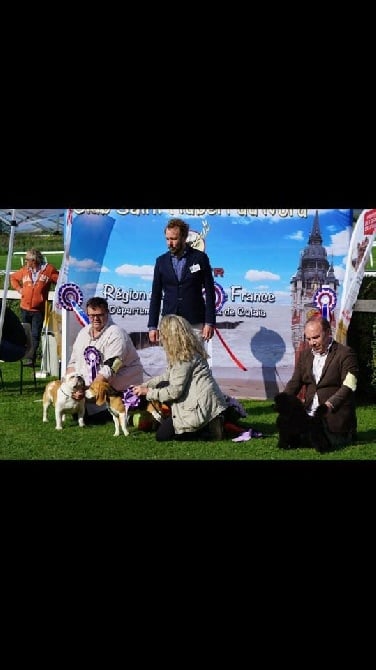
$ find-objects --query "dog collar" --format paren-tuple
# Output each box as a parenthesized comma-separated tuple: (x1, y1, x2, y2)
(60, 387, 71, 398)
(60, 386, 77, 399)
(150, 408, 163, 423)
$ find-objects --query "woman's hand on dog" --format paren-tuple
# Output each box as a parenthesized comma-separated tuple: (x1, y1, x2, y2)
(132, 385, 148, 397)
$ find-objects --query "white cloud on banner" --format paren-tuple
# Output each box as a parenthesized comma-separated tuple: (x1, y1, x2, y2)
(245, 269, 280, 281)
(115, 264, 155, 279)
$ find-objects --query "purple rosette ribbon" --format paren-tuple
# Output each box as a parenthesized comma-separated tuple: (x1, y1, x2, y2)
(122, 387, 141, 409)
(58, 282, 84, 311)
(84, 346, 101, 381)
(313, 287, 337, 321)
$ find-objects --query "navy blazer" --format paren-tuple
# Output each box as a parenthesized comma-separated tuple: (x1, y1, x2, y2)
(148, 246, 216, 328)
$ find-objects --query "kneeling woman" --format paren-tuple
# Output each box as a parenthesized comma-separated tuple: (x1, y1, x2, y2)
(133, 315, 227, 441)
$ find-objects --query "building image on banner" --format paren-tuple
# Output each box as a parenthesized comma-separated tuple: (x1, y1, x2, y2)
(54, 208, 353, 399)
(290, 209, 340, 363)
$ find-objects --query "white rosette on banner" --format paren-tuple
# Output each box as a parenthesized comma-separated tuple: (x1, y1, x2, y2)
(336, 209, 376, 344)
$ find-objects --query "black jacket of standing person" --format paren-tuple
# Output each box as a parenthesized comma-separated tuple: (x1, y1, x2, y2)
(0, 299, 27, 362)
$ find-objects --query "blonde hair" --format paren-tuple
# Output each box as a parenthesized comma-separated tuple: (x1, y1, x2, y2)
(159, 315, 208, 365)
(26, 248, 45, 265)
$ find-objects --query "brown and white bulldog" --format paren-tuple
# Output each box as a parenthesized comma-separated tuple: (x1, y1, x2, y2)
(42, 373, 86, 430)
(85, 380, 129, 437)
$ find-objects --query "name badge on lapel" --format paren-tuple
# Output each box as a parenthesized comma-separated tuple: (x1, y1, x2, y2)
(190, 264, 200, 273)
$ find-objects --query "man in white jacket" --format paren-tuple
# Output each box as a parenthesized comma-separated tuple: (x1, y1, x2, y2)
(65, 297, 144, 420)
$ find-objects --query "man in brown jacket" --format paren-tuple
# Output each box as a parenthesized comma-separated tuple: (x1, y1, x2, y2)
(10, 248, 59, 364)
(276, 316, 359, 452)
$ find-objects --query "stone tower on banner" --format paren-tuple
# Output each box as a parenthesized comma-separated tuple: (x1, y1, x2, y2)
(290, 210, 339, 359)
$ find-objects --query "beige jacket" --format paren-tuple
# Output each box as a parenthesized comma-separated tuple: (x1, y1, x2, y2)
(145, 355, 227, 435)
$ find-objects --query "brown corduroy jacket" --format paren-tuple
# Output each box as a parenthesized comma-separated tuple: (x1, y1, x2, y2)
(284, 340, 359, 434)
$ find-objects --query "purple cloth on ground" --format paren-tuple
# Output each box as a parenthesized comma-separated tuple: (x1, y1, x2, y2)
(232, 428, 263, 442)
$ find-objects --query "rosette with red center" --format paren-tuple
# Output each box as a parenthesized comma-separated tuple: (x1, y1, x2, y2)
(84, 346, 101, 381)
(202, 281, 228, 314)
(214, 282, 228, 313)
(313, 287, 337, 321)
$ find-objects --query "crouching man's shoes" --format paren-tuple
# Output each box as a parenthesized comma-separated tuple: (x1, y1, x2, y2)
(277, 434, 301, 449)
(277, 440, 292, 449)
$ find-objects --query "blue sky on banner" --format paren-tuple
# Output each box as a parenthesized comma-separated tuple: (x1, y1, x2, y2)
(64, 208, 352, 308)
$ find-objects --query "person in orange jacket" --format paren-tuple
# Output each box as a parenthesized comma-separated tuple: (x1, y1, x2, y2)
(10, 248, 59, 363)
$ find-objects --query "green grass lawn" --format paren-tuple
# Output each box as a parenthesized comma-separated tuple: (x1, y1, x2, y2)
(0, 361, 375, 460)
(366, 242, 376, 270)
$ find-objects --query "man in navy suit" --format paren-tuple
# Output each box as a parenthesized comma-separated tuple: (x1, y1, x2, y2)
(148, 218, 216, 344)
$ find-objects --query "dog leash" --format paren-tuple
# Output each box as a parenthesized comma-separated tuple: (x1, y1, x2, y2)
(214, 327, 247, 371)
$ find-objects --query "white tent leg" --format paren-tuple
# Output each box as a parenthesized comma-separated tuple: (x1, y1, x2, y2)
(0, 210, 17, 347)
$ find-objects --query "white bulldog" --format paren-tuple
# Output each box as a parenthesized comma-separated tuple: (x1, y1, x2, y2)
(42, 373, 86, 430)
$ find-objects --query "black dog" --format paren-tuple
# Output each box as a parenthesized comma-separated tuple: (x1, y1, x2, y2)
(274, 392, 330, 452)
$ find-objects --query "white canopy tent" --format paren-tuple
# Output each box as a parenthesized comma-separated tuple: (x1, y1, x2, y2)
(0, 209, 65, 353)
(0, 209, 65, 234)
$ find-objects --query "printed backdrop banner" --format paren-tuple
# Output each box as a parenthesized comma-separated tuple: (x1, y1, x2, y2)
(54, 208, 353, 399)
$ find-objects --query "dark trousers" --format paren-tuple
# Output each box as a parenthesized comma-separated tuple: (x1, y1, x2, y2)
(153, 380, 211, 442)
(155, 416, 214, 442)
(21, 309, 44, 361)
(277, 414, 353, 452)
